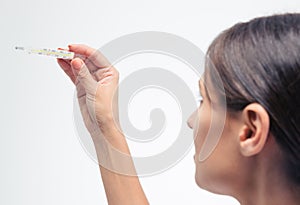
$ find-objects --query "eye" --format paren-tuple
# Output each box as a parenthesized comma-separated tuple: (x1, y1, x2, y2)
(196, 94, 203, 106)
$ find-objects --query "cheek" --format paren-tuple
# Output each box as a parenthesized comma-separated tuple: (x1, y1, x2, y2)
(193, 105, 211, 156)
(193, 105, 213, 187)
(194, 113, 241, 193)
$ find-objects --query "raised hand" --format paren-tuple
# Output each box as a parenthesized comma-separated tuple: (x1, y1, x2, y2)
(57, 44, 120, 139)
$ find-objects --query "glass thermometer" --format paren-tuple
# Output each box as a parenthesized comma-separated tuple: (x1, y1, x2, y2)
(15, 46, 75, 59)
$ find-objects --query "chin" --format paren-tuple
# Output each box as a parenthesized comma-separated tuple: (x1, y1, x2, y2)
(194, 166, 209, 190)
(194, 166, 225, 195)
(195, 173, 204, 188)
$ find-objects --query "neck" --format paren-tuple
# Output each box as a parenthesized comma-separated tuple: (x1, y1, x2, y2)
(238, 173, 300, 205)
(235, 138, 300, 205)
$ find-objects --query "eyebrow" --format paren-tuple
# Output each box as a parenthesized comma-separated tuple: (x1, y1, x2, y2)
(198, 79, 206, 95)
(198, 79, 211, 102)
(198, 80, 203, 95)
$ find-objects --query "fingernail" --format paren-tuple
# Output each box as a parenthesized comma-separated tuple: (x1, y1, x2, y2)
(72, 59, 83, 71)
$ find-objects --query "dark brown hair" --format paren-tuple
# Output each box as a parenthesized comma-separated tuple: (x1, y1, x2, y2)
(206, 13, 300, 184)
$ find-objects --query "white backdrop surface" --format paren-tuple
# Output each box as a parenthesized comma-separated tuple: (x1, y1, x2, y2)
(1, 0, 299, 204)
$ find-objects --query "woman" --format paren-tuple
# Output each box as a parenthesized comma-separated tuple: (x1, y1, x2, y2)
(57, 13, 300, 205)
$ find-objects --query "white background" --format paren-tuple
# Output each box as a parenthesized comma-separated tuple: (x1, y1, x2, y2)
(1, 0, 299, 204)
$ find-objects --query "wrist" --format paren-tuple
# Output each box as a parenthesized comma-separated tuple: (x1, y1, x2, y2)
(91, 114, 121, 139)
(98, 114, 120, 129)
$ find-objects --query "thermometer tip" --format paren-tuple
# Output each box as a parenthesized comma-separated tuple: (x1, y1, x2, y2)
(15, 46, 25, 50)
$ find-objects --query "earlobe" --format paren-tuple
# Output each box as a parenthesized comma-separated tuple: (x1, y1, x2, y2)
(238, 103, 270, 157)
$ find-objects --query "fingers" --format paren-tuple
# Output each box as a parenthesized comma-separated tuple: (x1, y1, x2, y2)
(58, 44, 116, 94)
(68, 44, 96, 57)
(68, 44, 111, 69)
(57, 59, 76, 83)
(93, 68, 114, 83)
(71, 58, 97, 94)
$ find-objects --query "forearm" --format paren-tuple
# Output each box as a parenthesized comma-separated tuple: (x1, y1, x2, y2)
(92, 124, 149, 205)
(58, 44, 148, 204)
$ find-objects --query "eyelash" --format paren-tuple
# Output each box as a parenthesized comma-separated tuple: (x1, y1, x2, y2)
(196, 94, 203, 105)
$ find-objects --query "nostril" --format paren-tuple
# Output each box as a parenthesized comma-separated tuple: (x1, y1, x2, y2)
(187, 110, 197, 129)
(187, 118, 193, 129)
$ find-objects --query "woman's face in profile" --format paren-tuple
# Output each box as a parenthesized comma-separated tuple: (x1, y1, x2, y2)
(187, 79, 243, 194)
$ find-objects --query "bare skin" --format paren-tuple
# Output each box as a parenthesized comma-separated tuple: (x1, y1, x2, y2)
(58, 44, 149, 205)
(188, 79, 300, 205)
(58, 44, 300, 205)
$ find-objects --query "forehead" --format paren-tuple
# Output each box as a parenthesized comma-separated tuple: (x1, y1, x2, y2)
(198, 79, 210, 105)
(198, 74, 218, 104)
(199, 75, 205, 90)
(198, 76, 208, 94)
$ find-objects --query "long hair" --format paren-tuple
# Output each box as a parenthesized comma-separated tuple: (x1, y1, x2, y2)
(206, 13, 300, 185)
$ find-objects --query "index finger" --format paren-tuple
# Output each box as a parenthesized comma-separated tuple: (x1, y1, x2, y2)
(68, 44, 111, 69)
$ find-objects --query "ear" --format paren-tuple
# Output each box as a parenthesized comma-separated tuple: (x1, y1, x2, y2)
(238, 103, 270, 157)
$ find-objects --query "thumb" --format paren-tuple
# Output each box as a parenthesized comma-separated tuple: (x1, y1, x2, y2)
(71, 58, 97, 93)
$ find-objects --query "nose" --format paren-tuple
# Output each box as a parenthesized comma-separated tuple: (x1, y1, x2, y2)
(187, 110, 197, 129)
